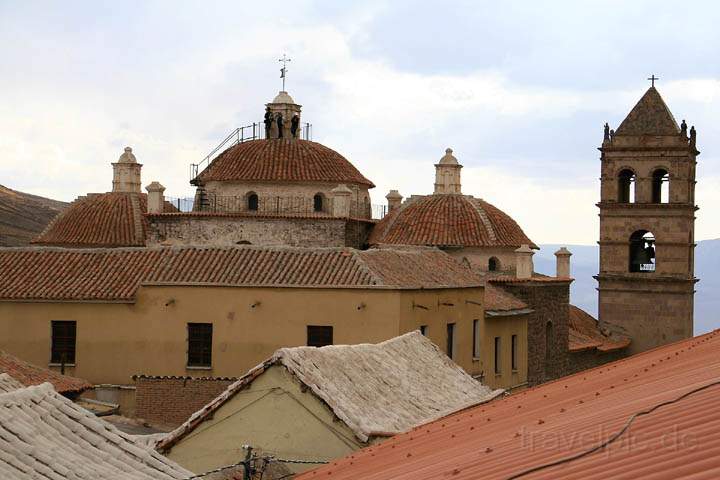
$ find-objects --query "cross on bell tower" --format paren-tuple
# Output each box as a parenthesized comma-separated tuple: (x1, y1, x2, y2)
(647, 74, 659, 87)
(279, 54, 291, 91)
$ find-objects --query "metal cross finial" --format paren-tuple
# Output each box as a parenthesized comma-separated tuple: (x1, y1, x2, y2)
(647, 74, 659, 87)
(279, 54, 291, 91)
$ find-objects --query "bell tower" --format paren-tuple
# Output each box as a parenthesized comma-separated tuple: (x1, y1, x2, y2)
(596, 84, 698, 354)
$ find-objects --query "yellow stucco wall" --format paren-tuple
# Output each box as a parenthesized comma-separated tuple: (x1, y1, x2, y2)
(0, 284, 522, 387)
(482, 313, 529, 390)
(166, 365, 363, 474)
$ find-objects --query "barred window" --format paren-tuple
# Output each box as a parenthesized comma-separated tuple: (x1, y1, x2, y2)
(307, 325, 333, 347)
(51, 321, 76, 364)
(511, 334, 518, 371)
(472, 319, 480, 358)
(446, 323, 456, 359)
(187, 323, 213, 367)
(494, 336, 502, 374)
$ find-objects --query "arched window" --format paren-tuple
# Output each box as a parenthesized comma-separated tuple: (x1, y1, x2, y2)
(629, 230, 656, 273)
(618, 169, 636, 203)
(247, 193, 258, 211)
(652, 169, 670, 204)
(488, 257, 500, 272)
(313, 193, 324, 213)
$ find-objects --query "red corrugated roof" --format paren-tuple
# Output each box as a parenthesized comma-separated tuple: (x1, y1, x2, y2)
(297, 330, 720, 480)
(0, 350, 91, 394)
(193, 139, 375, 187)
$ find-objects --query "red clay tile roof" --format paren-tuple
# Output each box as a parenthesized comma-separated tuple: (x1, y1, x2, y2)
(193, 139, 375, 187)
(484, 284, 528, 313)
(369, 194, 537, 249)
(568, 305, 630, 352)
(0, 246, 482, 302)
(297, 330, 720, 480)
(32, 192, 176, 248)
(615, 86, 680, 136)
(0, 350, 91, 394)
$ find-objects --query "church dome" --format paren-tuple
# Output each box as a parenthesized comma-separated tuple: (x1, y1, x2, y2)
(33, 192, 157, 247)
(193, 139, 375, 187)
(369, 194, 536, 249)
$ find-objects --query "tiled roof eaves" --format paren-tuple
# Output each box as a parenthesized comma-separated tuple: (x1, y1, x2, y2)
(488, 276, 573, 285)
(141, 281, 481, 291)
(485, 308, 534, 317)
(132, 374, 238, 381)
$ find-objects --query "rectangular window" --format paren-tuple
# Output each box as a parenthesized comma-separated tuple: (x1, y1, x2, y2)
(446, 323, 456, 359)
(419, 325, 428, 336)
(494, 336, 502, 374)
(187, 323, 213, 367)
(51, 321, 76, 364)
(307, 325, 333, 347)
(472, 319, 480, 358)
(511, 334, 518, 371)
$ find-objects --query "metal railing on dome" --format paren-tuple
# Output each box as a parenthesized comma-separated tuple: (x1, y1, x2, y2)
(372, 204, 388, 220)
(165, 196, 195, 213)
(200, 194, 333, 216)
(189, 121, 313, 182)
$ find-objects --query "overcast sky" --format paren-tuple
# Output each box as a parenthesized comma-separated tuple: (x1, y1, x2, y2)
(1, 1, 718, 244)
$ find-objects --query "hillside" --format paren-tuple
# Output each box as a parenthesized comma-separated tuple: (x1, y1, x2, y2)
(536, 240, 720, 335)
(0, 185, 67, 246)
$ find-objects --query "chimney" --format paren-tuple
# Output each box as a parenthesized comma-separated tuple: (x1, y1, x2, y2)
(112, 147, 142, 193)
(145, 181, 166, 214)
(386, 190, 403, 212)
(515, 244, 535, 280)
(554, 247, 572, 278)
(331, 184, 353, 218)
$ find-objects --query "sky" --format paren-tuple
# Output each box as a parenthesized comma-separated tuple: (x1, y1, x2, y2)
(1, 0, 719, 244)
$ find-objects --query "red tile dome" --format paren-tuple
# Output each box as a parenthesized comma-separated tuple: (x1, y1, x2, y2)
(32, 192, 175, 247)
(193, 139, 375, 187)
(369, 194, 536, 249)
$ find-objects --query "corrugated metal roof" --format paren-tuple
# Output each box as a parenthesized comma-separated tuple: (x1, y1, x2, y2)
(297, 330, 720, 480)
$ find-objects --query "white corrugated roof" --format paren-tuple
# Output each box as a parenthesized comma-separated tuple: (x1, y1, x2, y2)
(160, 332, 502, 449)
(0, 383, 192, 479)
(0, 373, 23, 393)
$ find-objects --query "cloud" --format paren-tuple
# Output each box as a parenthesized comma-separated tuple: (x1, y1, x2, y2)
(0, 1, 718, 245)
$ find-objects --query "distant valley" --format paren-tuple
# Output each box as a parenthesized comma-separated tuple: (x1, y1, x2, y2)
(0, 185, 67, 246)
(537, 241, 720, 335)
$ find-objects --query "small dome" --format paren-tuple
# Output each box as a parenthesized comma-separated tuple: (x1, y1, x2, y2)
(193, 139, 375, 187)
(369, 194, 536, 248)
(32, 192, 176, 247)
(271, 91, 296, 104)
(438, 148, 459, 165)
(117, 147, 137, 164)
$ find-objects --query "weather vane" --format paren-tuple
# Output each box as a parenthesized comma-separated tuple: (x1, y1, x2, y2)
(279, 54, 291, 91)
(647, 74, 659, 87)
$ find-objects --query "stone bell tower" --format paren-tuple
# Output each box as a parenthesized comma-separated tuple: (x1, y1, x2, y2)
(265, 91, 302, 139)
(596, 84, 698, 355)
